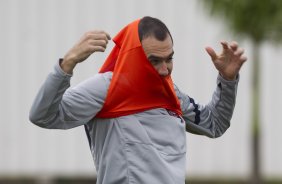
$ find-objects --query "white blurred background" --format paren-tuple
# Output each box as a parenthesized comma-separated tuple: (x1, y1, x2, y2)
(0, 0, 281, 182)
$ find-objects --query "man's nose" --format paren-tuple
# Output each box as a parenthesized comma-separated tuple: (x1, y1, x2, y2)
(160, 61, 167, 69)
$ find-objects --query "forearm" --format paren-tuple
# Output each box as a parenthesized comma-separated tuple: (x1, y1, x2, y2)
(29, 60, 109, 129)
(179, 74, 239, 138)
(29, 60, 74, 129)
(205, 74, 238, 137)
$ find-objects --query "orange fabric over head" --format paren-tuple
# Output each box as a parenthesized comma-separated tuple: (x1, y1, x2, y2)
(95, 19, 182, 118)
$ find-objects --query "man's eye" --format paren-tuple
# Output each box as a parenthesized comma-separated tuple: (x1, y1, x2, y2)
(167, 57, 173, 62)
(150, 59, 160, 65)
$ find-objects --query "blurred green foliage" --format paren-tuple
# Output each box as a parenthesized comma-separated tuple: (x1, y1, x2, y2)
(200, 0, 282, 183)
(201, 0, 282, 44)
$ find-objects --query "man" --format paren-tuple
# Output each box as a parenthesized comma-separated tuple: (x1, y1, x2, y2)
(30, 16, 247, 184)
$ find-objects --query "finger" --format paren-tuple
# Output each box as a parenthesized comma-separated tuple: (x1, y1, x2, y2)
(84, 32, 111, 43)
(220, 41, 229, 50)
(234, 48, 244, 56)
(91, 34, 110, 42)
(89, 40, 108, 48)
(230, 41, 238, 51)
(105, 32, 111, 40)
(205, 47, 217, 61)
(90, 45, 107, 52)
(92, 30, 111, 40)
(240, 55, 248, 62)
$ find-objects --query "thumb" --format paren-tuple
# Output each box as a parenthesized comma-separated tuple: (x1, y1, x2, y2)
(205, 47, 217, 61)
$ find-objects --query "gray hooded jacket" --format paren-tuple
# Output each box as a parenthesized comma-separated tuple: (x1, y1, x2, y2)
(30, 61, 239, 184)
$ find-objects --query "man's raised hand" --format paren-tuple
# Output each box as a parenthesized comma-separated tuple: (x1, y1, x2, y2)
(205, 41, 247, 80)
(61, 30, 111, 74)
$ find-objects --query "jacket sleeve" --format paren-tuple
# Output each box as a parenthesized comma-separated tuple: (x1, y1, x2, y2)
(175, 74, 239, 138)
(29, 60, 110, 129)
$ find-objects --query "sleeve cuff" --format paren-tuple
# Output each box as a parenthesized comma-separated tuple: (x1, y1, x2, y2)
(217, 73, 239, 85)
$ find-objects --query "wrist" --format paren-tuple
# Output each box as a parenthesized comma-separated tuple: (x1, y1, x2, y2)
(60, 57, 77, 74)
(220, 73, 236, 81)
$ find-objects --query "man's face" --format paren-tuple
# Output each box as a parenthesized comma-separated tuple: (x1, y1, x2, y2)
(141, 35, 174, 77)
